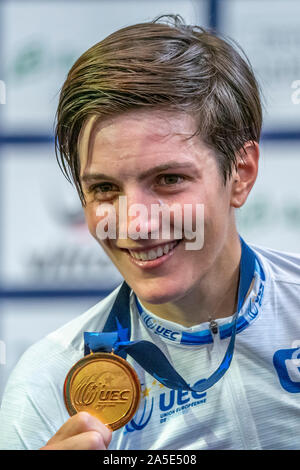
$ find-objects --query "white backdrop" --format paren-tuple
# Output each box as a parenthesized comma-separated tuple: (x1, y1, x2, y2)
(237, 140, 300, 251)
(220, 0, 300, 132)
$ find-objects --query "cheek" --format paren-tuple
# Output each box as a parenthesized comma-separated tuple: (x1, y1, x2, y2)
(84, 205, 118, 255)
(200, 188, 233, 238)
(84, 207, 98, 238)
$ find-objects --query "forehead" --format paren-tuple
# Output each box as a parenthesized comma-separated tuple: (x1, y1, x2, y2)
(94, 110, 196, 139)
(78, 110, 200, 172)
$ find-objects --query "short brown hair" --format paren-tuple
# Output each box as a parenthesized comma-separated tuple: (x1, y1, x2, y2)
(55, 14, 262, 204)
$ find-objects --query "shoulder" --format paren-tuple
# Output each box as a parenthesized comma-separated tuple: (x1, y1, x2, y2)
(1, 282, 123, 406)
(0, 283, 123, 449)
(46, 283, 123, 354)
(251, 243, 300, 286)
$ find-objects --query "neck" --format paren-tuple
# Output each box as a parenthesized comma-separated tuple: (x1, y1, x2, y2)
(140, 234, 242, 327)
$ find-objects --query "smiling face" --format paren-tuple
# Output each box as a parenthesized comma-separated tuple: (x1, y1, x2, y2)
(79, 110, 241, 308)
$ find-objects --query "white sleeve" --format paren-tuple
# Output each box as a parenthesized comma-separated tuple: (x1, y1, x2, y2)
(0, 340, 78, 450)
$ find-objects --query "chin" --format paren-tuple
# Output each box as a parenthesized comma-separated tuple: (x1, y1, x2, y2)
(130, 280, 188, 305)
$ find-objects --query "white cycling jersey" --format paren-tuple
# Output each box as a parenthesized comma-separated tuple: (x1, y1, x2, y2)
(0, 243, 300, 450)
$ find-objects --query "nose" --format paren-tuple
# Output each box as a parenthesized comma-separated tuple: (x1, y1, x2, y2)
(117, 189, 161, 241)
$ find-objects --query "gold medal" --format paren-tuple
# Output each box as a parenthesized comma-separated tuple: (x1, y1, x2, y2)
(64, 352, 141, 431)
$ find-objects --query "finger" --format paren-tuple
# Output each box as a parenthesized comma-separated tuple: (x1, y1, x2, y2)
(46, 412, 112, 448)
(41, 430, 108, 450)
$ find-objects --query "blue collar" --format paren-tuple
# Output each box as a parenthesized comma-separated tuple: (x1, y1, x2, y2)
(135, 255, 265, 346)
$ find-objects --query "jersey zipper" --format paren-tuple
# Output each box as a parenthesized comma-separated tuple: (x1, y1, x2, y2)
(209, 319, 218, 335)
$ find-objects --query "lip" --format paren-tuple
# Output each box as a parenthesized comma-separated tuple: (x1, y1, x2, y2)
(120, 240, 181, 253)
(123, 239, 182, 269)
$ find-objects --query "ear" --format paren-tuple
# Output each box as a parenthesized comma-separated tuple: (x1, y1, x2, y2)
(230, 141, 259, 208)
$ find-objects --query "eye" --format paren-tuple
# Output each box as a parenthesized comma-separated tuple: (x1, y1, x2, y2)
(157, 174, 185, 185)
(88, 182, 119, 200)
(95, 182, 118, 193)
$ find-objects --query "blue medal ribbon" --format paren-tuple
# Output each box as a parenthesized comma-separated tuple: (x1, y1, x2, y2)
(84, 237, 262, 392)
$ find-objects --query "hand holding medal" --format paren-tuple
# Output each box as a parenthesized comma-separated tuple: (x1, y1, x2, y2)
(42, 349, 140, 449)
(40, 411, 112, 450)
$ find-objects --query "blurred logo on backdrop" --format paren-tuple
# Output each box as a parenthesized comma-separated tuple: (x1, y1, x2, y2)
(0, 151, 123, 291)
(25, 172, 122, 290)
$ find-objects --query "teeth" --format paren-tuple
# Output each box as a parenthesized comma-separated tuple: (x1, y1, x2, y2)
(129, 241, 178, 261)
(157, 246, 163, 257)
(163, 244, 170, 255)
(148, 249, 157, 260)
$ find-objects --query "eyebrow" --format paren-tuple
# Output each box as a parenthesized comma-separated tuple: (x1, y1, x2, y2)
(81, 161, 198, 184)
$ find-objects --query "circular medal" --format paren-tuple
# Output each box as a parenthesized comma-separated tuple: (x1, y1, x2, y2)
(64, 352, 141, 431)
